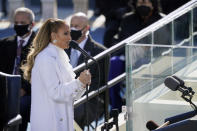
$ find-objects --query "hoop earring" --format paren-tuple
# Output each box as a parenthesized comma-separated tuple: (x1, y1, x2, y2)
(53, 39, 57, 43)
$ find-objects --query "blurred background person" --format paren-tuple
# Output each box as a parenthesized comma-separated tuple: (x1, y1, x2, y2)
(0, 7, 35, 131)
(107, 0, 164, 113)
(94, 0, 131, 48)
(22, 18, 91, 131)
(118, 0, 163, 42)
(66, 12, 110, 130)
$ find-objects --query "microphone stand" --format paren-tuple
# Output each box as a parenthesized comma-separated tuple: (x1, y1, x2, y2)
(180, 87, 197, 111)
(101, 109, 119, 131)
(69, 41, 99, 130)
(84, 55, 89, 131)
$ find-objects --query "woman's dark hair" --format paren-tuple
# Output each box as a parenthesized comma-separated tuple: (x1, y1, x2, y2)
(132, 0, 160, 14)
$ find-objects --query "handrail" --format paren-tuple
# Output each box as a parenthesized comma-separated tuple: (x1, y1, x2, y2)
(74, 73, 126, 108)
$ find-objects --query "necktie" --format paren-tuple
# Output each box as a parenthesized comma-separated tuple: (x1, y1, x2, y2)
(70, 49, 78, 68)
(13, 40, 24, 75)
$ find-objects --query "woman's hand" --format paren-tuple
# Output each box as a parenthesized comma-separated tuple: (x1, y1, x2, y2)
(78, 69, 91, 87)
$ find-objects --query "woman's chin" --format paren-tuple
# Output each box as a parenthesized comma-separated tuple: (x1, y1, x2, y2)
(64, 45, 69, 49)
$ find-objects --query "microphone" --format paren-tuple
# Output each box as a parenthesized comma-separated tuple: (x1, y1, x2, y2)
(146, 120, 159, 130)
(69, 40, 97, 62)
(146, 120, 170, 130)
(172, 75, 184, 87)
(165, 76, 197, 110)
(156, 121, 169, 129)
(164, 76, 180, 91)
(164, 76, 190, 96)
(172, 75, 195, 95)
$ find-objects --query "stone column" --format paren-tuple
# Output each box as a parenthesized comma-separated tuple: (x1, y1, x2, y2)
(72, 0, 88, 14)
(8, 0, 24, 21)
(41, 0, 57, 20)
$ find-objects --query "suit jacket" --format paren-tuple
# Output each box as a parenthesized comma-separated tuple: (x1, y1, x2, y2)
(66, 35, 110, 128)
(0, 32, 36, 95)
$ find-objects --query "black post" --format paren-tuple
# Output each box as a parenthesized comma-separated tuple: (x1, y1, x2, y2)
(111, 109, 119, 131)
(84, 56, 89, 131)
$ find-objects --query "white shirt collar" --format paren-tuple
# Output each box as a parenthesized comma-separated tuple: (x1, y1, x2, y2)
(17, 31, 32, 47)
(71, 36, 88, 57)
(79, 36, 88, 49)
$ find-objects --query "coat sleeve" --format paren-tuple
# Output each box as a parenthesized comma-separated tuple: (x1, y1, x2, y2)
(37, 56, 85, 102)
(72, 82, 86, 100)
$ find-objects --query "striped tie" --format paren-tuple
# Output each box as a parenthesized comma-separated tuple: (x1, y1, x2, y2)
(13, 40, 24, 75)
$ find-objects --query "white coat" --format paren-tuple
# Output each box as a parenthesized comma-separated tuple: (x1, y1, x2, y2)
(30, 43, 85, 131)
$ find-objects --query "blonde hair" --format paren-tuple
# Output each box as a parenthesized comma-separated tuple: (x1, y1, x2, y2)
(22, 18, 66, 82)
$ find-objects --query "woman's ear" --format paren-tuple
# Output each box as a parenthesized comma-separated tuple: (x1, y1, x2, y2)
(51, 32, 58, 44)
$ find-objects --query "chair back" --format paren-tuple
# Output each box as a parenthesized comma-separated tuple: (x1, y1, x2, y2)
(0, 72, 21, 128)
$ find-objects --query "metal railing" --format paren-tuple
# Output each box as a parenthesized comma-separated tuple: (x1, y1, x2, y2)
(74, 73, 126, 108)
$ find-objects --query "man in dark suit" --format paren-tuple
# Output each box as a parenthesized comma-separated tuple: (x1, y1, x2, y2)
(66, 12, 110, 129)
(0, 7, 36, 131)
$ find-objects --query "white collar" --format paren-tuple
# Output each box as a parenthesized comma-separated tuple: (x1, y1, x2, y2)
(48, 43, 70, 62)
(17, 31, 32, 47)
(71, 36, 88, 56)
(48, 43, 75, 78)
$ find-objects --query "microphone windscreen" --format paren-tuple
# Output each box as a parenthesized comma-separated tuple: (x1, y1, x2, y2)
(172, 75, 184, 86)
(164, 76, 180, 91)
(69, 40, 79, 49)
(165, 110, 196, 124)
(146, 120, 159, 130)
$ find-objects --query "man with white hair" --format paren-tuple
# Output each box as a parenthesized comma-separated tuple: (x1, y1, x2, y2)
(0, 7, 36, 131)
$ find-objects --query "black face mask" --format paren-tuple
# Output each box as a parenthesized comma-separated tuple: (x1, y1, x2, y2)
(70, 29, 82, 41)
(136, 5, 151, 17)
(14, 24, 30, 37)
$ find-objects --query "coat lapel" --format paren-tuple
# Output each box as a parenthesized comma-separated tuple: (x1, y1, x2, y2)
(65, 48, 71, 59)
(49, 44, 75, 83)
(23, 32, 36, 49)
(77, 36, 92, 65)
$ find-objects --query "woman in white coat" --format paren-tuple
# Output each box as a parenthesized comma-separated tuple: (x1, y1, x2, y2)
(22, 18, 91, 131)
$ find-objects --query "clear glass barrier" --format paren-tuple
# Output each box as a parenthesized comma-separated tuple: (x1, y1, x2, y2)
(126, 44, 197, 131)
(125, 2, 197, 131)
